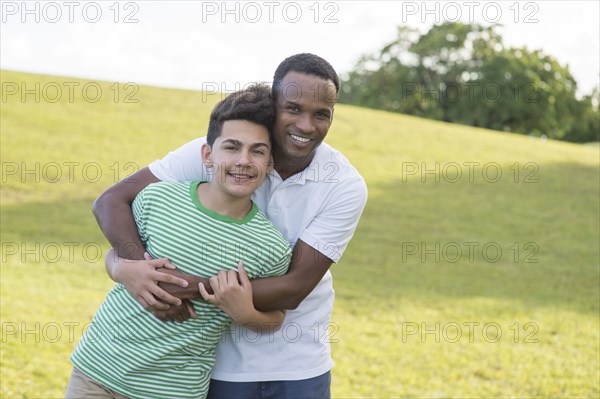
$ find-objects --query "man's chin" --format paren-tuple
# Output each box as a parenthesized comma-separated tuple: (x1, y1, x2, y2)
(286, 145, 318, 161)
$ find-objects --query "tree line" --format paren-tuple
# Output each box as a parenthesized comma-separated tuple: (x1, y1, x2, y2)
(339, 23, 599, 143)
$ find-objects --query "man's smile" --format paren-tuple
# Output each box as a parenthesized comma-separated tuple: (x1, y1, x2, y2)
(290, 134, 312, 144)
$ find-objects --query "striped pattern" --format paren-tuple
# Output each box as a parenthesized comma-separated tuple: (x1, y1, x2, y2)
(71, 181, 291, 399)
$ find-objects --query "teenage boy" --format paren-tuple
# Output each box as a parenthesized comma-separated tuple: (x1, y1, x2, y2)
(94, 53, 368, 398)
(66, 84, 292, 399)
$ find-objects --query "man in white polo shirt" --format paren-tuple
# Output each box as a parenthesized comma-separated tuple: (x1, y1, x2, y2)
(93, 53, 368, 398)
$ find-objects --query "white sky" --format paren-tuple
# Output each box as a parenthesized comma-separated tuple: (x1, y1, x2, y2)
(1, 0, 599, 95)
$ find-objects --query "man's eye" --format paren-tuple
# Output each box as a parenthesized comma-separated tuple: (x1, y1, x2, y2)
(253, 150, 265, 155)
(225, 146, 236, 150)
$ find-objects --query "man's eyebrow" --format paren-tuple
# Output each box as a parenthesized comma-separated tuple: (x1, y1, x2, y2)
(251, 142, 270, 148)
(283, 100, 332, 114)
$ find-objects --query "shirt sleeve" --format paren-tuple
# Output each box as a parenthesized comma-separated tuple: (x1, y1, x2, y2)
(131, 188, 148, 244)
(148, 137, 212, 182)
(298, 176, 368, 263)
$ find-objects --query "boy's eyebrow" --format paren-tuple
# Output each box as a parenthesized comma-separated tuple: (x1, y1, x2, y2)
(221, 139, 270, 148)
(220, 139, 242, 146)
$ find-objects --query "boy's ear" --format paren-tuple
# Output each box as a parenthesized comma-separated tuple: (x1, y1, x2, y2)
(201, 143, 213, 168)
(266, 154, 274, 174)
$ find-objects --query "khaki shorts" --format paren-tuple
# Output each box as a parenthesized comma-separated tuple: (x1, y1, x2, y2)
(64, 367, 131, 399)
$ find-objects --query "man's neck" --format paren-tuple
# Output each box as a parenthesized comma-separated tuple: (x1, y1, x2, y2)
(273, 154, 314, 181)
(196, 183, 252, 220)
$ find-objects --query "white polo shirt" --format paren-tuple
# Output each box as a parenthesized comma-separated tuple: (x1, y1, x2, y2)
(149, 137, 368, 381)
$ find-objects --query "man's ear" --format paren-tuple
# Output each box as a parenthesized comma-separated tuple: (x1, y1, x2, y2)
(201, 143, 213, 168)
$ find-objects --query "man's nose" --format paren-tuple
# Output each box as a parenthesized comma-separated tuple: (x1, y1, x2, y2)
(296, 114, 316, 134)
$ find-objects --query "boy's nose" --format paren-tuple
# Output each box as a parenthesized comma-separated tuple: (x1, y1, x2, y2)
(236, 151, 250, 165)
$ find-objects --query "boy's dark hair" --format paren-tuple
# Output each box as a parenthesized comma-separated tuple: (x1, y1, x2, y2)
(272, 53, 339, 99)
(207, 84, 275, 147)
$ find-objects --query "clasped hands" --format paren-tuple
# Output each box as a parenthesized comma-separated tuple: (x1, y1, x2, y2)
(112, 250, 254, 323)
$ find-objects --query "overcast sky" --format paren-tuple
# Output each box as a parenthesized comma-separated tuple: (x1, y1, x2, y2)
(1, 0, 598, 95)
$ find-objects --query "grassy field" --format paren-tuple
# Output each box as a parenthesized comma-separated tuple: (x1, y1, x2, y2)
(1, 70, 599, 398)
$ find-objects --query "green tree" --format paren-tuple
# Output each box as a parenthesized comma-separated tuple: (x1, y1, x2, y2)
(340, 22, 599, 142)
(563, 88, 600, 142)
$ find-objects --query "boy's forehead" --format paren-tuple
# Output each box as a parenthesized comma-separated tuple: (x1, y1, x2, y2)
(217, 120, 271, 144)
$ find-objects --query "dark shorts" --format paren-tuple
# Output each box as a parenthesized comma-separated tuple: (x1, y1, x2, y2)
(206, 371, 331, 399)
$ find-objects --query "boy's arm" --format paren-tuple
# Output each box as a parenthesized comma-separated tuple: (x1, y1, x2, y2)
(199, 262, 286, 331)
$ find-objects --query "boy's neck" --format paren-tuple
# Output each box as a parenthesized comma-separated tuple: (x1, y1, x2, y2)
(196, 182, 253, 220)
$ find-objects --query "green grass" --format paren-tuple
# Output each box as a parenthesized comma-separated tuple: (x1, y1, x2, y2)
(1, 70, 599, 398)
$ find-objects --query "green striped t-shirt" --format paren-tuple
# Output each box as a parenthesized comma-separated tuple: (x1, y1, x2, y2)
(70, 181, 291, 399)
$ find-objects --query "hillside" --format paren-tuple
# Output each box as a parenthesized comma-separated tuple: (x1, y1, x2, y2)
(1, 70, 598, 398)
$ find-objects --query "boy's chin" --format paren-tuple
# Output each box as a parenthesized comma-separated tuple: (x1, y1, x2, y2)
(224, 184, 259, 198)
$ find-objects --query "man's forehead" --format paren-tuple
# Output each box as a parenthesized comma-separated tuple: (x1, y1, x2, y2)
(277, 73, 337, 106)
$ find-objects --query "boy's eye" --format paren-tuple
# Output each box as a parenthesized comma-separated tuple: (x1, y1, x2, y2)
(287, 106, 299, 112)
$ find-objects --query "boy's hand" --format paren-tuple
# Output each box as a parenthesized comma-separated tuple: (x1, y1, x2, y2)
(110, 250, 188, 310)
(199, 261, 255, 324)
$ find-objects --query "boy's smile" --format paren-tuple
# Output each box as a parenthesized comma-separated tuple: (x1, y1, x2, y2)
(200, 120, 272, 218)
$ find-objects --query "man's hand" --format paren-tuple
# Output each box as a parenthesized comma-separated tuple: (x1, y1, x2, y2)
(152, 300, 198, 323)
(106, 248, 189, 310)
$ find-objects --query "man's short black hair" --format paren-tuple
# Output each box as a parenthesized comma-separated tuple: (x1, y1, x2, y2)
(272, 53, 339, 99)
(207, 83, 275, 147)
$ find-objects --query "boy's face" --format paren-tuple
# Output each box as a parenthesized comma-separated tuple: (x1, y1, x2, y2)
(273, 71, 337, 165)
(202, 120, 272, 199)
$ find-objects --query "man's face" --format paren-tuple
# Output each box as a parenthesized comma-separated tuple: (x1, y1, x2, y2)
(202, 120, 273, 198)
(273, 71, 337, 166)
